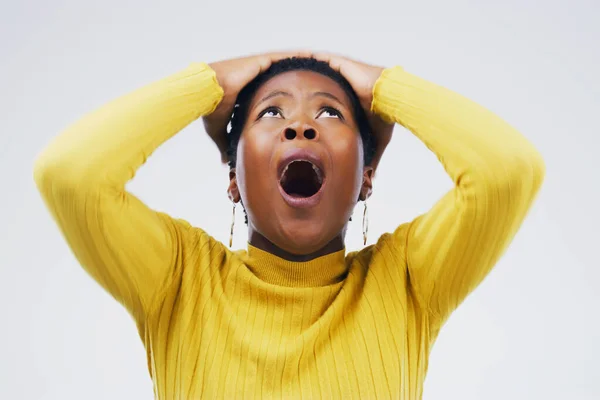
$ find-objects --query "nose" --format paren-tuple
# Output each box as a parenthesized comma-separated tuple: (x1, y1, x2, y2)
(282, 121, 319, 141)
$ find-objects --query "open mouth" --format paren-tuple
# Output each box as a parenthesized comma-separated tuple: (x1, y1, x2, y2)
(279, 160, 324, 198)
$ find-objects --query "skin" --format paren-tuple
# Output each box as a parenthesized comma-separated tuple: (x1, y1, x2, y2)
(205, 52, 394, 260)
(229, 70, 374, 257)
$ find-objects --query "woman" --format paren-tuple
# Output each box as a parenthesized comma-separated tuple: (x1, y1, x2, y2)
(34, 51, 545, 399)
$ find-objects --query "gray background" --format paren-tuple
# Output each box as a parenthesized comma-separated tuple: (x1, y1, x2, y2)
(1, 0, 598, 398)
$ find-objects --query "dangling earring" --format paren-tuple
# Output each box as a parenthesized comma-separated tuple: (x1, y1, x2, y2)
(229, 202, 236, 248)
(362, 201, 369, 245)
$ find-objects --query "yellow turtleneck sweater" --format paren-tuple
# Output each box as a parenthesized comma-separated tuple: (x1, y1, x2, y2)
(33, 62, 545, 399)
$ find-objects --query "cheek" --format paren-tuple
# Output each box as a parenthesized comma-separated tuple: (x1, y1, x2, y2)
(326, 132, 364, 200)
(237, 130, 277, 201)
(329, 132, 363, 175)
(239, 128, 277, 171)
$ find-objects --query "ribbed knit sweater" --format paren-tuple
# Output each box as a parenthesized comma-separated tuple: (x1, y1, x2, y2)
(33, 62, 545, 399)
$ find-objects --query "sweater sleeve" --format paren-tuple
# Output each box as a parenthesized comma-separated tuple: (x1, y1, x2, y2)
(33, 63, 224, 320)
(372, 67, 545, 329)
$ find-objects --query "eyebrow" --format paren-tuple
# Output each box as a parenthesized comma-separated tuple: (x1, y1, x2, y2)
(257, 90, 293, 106)
(310, 91, 344, 106)
(254, 90, 346, 109)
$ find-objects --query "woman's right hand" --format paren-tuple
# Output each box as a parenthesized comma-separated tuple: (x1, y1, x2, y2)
(204, 51, 311, 163)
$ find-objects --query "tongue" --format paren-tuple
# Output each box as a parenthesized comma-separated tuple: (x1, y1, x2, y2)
(286, 181, 315, 197)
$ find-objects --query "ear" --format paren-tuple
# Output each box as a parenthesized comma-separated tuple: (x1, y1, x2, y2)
(227, 168, 241, 203)
(359, 166, 374, 201)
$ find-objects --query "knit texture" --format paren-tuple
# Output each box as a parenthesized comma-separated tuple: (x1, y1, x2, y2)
(34, 62, 545, 399)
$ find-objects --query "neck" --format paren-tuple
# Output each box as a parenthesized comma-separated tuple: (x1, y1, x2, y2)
(248, 229, 345, 262)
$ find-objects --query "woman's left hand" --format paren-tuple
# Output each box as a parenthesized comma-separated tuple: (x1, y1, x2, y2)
(314, 53, 394, 171)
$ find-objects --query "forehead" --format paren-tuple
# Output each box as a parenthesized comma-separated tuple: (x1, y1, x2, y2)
(251, 70, 352, 105)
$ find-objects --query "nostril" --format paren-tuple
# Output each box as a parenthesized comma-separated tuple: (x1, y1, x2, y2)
(285, 128, 297, 140)
(304, 128, 316, 140)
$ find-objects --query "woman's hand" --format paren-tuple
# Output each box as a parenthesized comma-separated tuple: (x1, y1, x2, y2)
(205, 51, 311, 163)
(313, 53, 394, 171)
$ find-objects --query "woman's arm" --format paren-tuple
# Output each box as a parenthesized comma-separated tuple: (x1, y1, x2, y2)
(315, 53, 544, 332)
(373, 67, 545, 330)
(33, 63, 224, 319)
(34, 52, 309, 321)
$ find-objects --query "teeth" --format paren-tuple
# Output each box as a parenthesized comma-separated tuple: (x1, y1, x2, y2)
(279, 160, 323, 184)
(311, 163, 323, 184)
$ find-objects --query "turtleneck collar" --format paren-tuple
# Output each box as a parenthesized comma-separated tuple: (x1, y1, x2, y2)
(243, 244, 348, 288)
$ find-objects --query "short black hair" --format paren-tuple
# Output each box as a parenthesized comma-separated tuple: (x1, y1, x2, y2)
(226, 57, 376, 169)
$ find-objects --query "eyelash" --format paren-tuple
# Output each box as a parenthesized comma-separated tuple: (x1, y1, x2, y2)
(257, 106, 344, 120)
(257, 106, 283, 119)
(318, 106, 344, 120)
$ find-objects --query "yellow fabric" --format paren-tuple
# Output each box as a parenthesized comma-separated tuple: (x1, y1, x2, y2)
(34, 62, 545, 399)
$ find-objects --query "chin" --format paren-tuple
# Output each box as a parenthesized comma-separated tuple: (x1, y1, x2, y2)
(275, 221, 332, 255)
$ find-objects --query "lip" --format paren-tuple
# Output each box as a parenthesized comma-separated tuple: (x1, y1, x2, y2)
(276, 148, 327, 209)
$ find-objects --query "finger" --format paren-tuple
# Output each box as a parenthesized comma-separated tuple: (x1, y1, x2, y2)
(312, 52, 346, 71)
(312, 52, 334, 67)
(276, 49, 313, 59)
(279, 49, 313, 57)
(313, 51, 337, 62)
(267, 50, 313, 63)
(251, 51, 314, 74)
(259, 50, 313, 62)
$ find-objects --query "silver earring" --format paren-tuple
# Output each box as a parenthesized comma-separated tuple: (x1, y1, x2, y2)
(229, 202, 236, 248)
(362, 202, 369, 245)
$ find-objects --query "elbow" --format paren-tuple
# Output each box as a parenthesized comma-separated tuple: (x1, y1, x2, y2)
(33, 151, 53, 191)
(34, 152, 62, 198)
(33, 149, 89, 196)
(509, 142, 546, 198)
(467, 142, 545, 208)
(484, 145, 546, 207)
(527, 147, 546, 198)
(33, 151, 54, 193)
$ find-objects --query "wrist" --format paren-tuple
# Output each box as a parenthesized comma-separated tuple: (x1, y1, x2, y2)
(208, 63, 228, 95)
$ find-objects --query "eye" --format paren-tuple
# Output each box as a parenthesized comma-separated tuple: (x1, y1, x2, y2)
(317, 106, 343, 120)
(258, 106, 283, 119)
